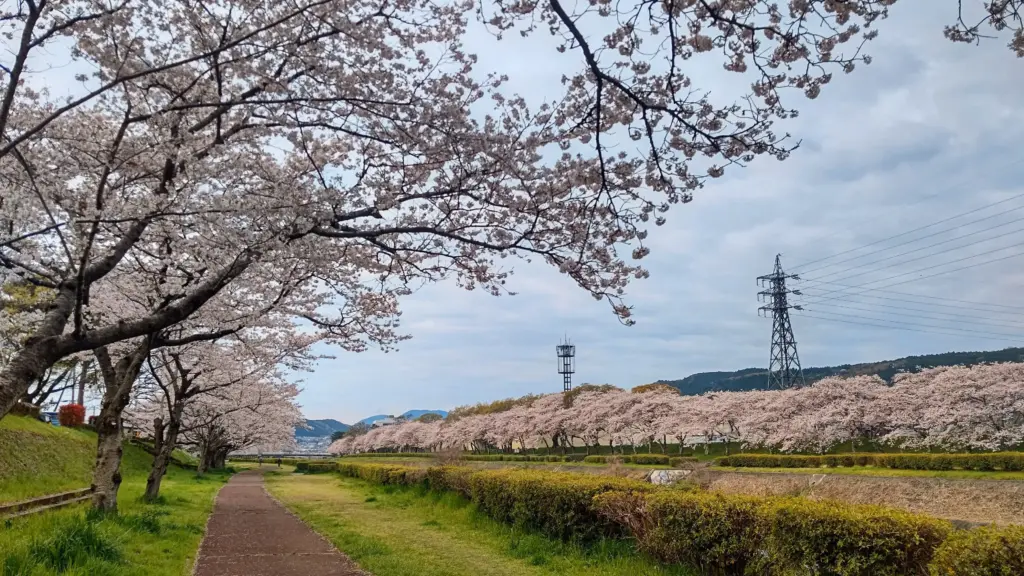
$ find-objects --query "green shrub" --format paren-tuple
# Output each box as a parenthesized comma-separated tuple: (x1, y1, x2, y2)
(563, 454, 586, 462)
(296, 461, 337, 474)
(929, 525, 1024, 575)
(583, 455, 610, 464)
(595, 490, 768, 575)
(342, 452, 435, 458)
(669, 457, 698, 468)
(629, 454, 670, 465)
(337, 462, 424, 485)
(717, 453, 1024, 472)
(467, 468, 651, 542)
(767, 498, 951, 576)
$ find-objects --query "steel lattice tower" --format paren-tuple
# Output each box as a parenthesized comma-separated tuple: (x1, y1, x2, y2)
(757, 254, 805, 389)
(556, 337, 575, 392)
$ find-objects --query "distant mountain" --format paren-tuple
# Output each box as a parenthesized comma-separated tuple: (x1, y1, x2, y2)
(356, 410, 449, 426)
(356, 414, 390, 426)
(401, 409, 448, 420)
(295, 419, 349, 438)
(659, 347, 1024, 396)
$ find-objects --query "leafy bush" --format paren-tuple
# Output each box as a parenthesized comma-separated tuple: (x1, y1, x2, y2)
(341, 452, 435, 458)
(596, 489, 768, 575)
(929, 525, 1024, 576)
(717, 453, 1024, 472)
(467, 469, 651, 542)
(296, 461, 338, 474)
(669, 457, 699, 468)
(630, 454, 670, 465)
(337, 461, 1011, 575)
(766, 498, 950, 576)
(597, 491, 950, 576)
(57, 403, 86, 427)
(583, 454, 671, 465)
(338, 462, 649, 542)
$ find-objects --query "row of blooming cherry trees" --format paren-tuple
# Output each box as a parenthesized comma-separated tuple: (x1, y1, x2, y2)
(329, 363, 1024, 455)
(0, 0, 1019, 511)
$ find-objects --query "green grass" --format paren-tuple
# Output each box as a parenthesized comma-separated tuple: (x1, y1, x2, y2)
(266, 473, 693, 576)
(713, 465, 1024, 481)
(0, 414, 231, 575)
(0, 416, 195, 503)
(0, 465, 230, 575)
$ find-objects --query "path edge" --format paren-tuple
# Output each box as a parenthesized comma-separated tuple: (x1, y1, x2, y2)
(190, 475, 232, 576)
(260, 470, 371, 576)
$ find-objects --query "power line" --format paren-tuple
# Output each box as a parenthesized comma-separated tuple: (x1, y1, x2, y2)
(795, 277, 1024, 312)
(798, 308, 1024, 341)
(800, 308, 1024, 340)
(804, 218, 1024, 282)
(798, 207, 1024, 276)
(797, 289, 1024, 319)
(791, 191, 1024, 271)
(801, 301, 1024, 331)
(794, 312, 1024, 344)
(801, 243, 1024, 302)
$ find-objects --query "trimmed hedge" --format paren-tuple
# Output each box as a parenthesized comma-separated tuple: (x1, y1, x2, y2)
(595, 491, 951, 576)
(669, 457, 699, 468)
(929, 524, 1024, 575)
(335, 461, 1016, 575)
(342, 452, 435, 458)
(338, 462, 650, 542)
(716, 452, 1024, 472)
(296, 461, 338, 473)
(583, 454, 671, 465)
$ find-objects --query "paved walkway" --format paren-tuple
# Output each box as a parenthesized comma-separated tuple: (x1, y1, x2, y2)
(194, 470, 368, 576)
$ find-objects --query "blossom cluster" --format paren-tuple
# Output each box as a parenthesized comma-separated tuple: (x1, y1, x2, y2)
(330, 363, 1024, 454)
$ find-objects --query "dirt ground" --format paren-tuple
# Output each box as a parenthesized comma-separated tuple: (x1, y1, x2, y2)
(194, 471, 368, 576)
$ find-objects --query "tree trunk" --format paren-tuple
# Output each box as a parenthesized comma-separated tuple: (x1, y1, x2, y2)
(153, 417, 165, 456)
(77, 358, 92, 406)
(90, 342, 150, 511)
(144, 410, 181, 502)
(197, 444, 210, 474)
(91, 410, 124, 512)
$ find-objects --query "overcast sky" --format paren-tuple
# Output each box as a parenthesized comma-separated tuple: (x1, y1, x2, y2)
(297, 0, 1024, 423)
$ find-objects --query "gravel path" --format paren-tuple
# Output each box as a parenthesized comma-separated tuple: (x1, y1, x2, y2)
(194, 470, 368, 576)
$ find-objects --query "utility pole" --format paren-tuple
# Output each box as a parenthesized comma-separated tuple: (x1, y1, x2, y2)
(757, 254, 806, 389)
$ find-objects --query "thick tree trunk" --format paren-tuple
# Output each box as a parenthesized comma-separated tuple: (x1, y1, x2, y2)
(90, 342, 150, 511)
(91, 410, 124, 512)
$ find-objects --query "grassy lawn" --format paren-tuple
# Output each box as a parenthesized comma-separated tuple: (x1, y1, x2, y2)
(0, 417, 146, 503)
(713, 465, 1024, 481)
(0, 416, 194, 503)
(266, 473, 693, 576)
(0, 414, 229, 575)
(0, 466, 230, 576)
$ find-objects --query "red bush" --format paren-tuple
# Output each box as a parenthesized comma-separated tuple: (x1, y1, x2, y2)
(58, 403, 86, 427)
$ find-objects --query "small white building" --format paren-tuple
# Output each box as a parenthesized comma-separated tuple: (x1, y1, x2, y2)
(371, 416, 399, 428)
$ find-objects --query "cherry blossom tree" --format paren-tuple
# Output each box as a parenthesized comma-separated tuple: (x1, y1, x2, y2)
(6, 0, 1017, 423)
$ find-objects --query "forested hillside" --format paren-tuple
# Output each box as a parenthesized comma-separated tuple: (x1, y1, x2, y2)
(660, 347, 1024, 395)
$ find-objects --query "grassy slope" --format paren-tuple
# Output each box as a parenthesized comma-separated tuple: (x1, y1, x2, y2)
(266, 473, 692, 576)
(0, 416, 148, 503)
(0, 415, 229, 575)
